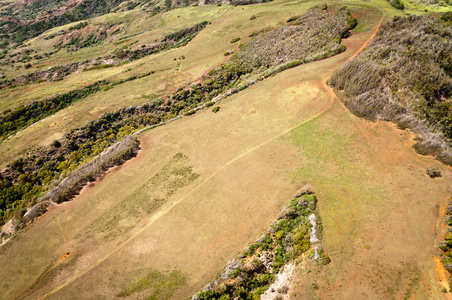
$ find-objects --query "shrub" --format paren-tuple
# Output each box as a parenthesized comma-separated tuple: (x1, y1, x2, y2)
(286, 15, 300, 23)
(212, 106, 220, 113)
(388, 0, 404, 10)
(51, 140, 61, 148)
(441, 12, 452, 22)
(426, 167, 442, 178)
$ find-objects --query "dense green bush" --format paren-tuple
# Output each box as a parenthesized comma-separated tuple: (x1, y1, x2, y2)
(388, 0, 404, 10)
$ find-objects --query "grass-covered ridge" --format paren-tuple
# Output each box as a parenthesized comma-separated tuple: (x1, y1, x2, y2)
(0, 4, 356, 227)
(193, 190, 329, 299)
(0, 21, 208, 90)
(329, 14, 452, 165)
(0, 72, 152, 139)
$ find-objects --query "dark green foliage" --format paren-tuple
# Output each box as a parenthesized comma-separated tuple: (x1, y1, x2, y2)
(441, 12, 452, 22)
(51, 140, 61, 148)
(68, 22, 88, 31)
(0, 80, 107, 139)
(316, 248, 331, 265)
(193, 194, 323, 300)
(426, 166, 442, 178)
(388, 0, 404, 10)
(441, 197, 452, 282)
(286, 15, 300, 23)
(163, 21, 207, 42)
(230, 37, 241, 43)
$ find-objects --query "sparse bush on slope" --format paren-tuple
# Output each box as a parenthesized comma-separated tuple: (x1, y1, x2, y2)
(329, 15, 452, 165)
(209, 5, 356, 84)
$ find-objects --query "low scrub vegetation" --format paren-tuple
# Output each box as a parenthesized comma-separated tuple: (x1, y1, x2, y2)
(329, 15, 452, 165)
(0, 0, 129, 46)
(192, 192, 329, 299)
(388, 0, 404, 10)
(208, 5, 356, 87)
(0, 136, 139, 241)
(42, 136, 140, 204)
(0, 72, 152, 139)
(53, 23, 125, 51)
(0, 22, 207, 89)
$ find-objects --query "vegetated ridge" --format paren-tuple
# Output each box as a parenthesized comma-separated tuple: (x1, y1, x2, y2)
(192, 189, 330, 299)
(0, 72, 152, 139)
(0, 4, 357, 230)
(329, 14, 452, 166)
(0, 21, 208, 90)
(1, 135, 140, 243)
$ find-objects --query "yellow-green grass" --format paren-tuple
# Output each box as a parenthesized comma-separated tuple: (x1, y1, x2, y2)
(402, 0, 452, 14)
(3, 3, 450, 299)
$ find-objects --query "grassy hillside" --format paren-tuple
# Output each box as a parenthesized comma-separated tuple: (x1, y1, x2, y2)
(0, 0, 451, 299)
(0, 4, 356, 228)
(1, 21, 449, 298)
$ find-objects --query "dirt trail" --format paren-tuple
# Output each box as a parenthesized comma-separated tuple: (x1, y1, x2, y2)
(35, 15, 385, 300)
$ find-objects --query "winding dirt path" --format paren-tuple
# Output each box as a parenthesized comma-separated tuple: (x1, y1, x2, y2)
(35, 13, 385, 300)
